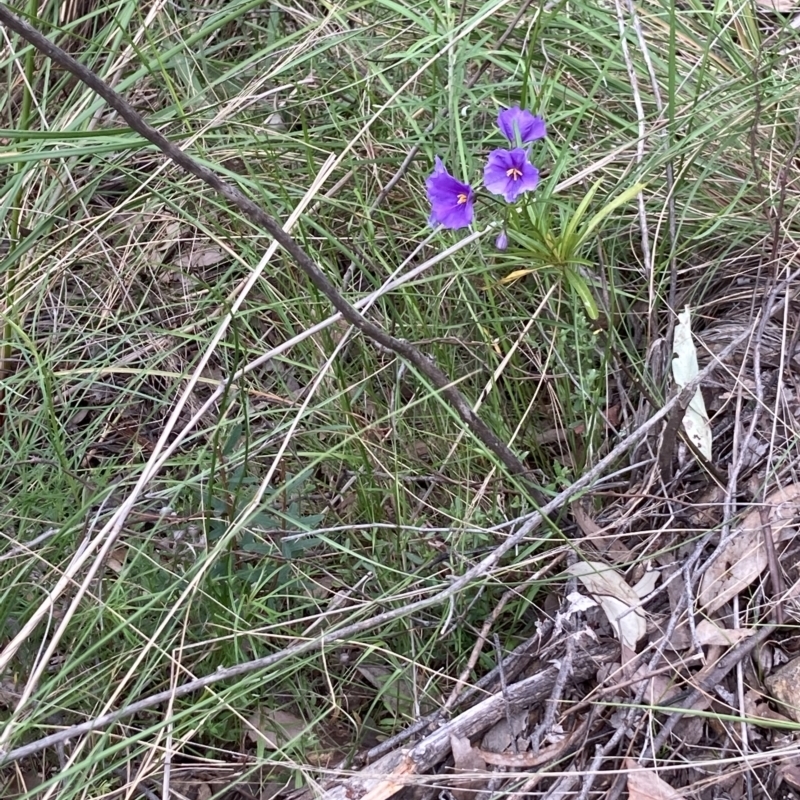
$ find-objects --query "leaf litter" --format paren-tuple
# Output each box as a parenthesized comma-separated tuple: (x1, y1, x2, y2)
(278, 264, 800, 800)
(699, 483, 800, 613)
(7, 9, 800, 800)
(566, 560, 647, 651)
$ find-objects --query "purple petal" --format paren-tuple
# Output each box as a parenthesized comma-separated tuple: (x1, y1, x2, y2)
(483, 148, 539, 203)
(495, 230, 508, 250)
(498, 106, 546, 145)
(483, 151, 511, 194)
(435, 198, 474, 229)
(426, 157, 474, 229)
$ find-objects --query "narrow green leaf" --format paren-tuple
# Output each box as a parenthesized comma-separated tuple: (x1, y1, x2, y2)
(580, 182, 646, 243)
(564, 266, 599, 320)
(561, 178, 603, 254)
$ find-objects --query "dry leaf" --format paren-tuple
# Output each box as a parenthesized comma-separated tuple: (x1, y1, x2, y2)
(264, 111, 286, 132)
(196, 785, 213, 800)
(564, 590, 599, 616)
(673, 714, 705, 746)
(479, 722, 586, 767)
(247, 708, 307, 748)
(778, 760, 800, 791)
(567, 561, 646, 650)
(259, 783, 287, 800)
(631, 663, 671, 705)
(625, 759, 687, 799)
(481, 707, 527, 752)
(174, 244, 227, 270)
(672, 306, 712, 460)
(572, 502, 602, 537)
(743, 688, 792, 724)
(699, 483, 800, 613)
(572, 503, 632, 562)
(632, 570, 659, 599)
(689, 484, 726, 528)
(664, 620, 692, 651)
(143, 219, 183, 267)
(449, 735, 487, 800)
(695, 619, 754, 647)
(106, 544, 127, 574)
(766, 656, 800, 722)
(497, 267, 536, 285)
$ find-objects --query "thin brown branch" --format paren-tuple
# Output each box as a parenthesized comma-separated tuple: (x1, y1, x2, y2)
(0, 289, 792, 766)
(0, 3, 543, 500)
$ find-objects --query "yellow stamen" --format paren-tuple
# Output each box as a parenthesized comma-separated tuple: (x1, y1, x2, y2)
(506, 167, 522, 180)
(456, 193, 468, 205)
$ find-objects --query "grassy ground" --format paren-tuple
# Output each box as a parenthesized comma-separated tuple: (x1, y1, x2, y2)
(0, 0, 798, 797)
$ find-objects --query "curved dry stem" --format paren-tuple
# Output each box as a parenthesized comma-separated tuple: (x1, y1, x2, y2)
(0, 3, 541, 689)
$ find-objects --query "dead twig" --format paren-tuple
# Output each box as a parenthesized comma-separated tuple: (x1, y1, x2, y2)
(315, 639, 619, 800)
(493, 632, 517, 754)
(759, 505, 785, 625)
(0, 286, 793, 765)
(532, 632, 576, 752)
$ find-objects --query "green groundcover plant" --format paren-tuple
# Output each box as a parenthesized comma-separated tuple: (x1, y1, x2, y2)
(425, 105, 643, 320)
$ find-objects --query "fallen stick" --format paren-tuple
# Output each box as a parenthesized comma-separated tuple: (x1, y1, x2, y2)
(305, 639, 618, 800)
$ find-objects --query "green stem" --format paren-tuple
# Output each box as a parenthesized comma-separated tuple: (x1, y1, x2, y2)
(8, 0, 37, 240)
(1, 0, 39, 429)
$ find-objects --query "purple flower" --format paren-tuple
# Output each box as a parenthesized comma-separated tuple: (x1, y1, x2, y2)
(495, 230, 508, 250)
(498, 106, 546, 145)
(484, 148, 539, 203)
(425, 156, 475, 229)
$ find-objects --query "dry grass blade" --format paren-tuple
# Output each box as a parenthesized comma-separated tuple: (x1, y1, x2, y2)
(4, 0, 800, 795)
(1, 265, 795, 766)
